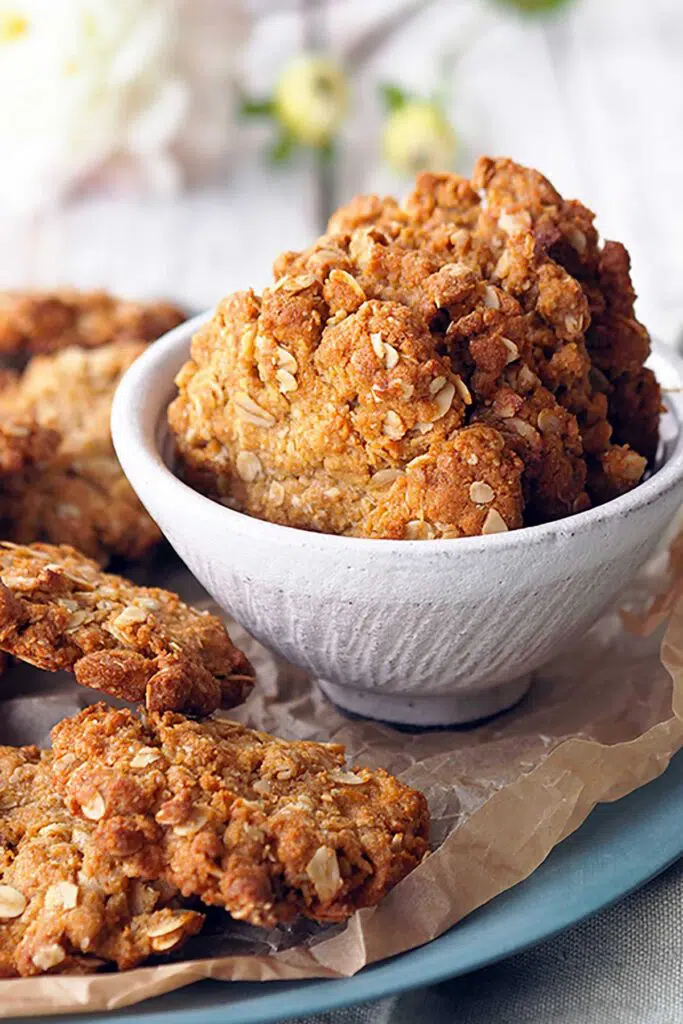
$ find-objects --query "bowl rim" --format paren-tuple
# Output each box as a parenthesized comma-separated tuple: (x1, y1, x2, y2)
(112, 311, 683, 556)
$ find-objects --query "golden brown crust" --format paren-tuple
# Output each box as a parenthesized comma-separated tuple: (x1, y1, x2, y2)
(170, 157, 657, 534)
(586, 444, 648, 505)
(50, 704, 430, 928)
(0, 343, 161, 562)
(472, 367, 588, 520)
(0, 416, 59, 481)
(608, 366, 662, 465)
(0, 543, 254, 715)
(0, 289, 185, 356)
(0, 745, 203, 977)
(465, 160, 661, 470)
(170, 250, 524, 538)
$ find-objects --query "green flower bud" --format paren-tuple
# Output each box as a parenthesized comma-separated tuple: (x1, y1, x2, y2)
(275, 55, 348, 148)
(492, 0, 573, 13)
(383, 100, 455, 175)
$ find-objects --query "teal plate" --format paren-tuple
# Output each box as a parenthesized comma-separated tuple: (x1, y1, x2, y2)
(26, 751, 683, 1024)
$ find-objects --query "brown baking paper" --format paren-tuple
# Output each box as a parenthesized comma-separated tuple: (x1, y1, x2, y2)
(2, 539, 683, 1017)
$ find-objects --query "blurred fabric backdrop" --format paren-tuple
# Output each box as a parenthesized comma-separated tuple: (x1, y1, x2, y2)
(0, 0, 681, 342)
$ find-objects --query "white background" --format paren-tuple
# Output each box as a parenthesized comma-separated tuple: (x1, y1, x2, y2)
(0, 0, 681, 344)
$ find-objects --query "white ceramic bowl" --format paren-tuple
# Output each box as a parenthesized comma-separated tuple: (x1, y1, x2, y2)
(112, 314, 683, 726)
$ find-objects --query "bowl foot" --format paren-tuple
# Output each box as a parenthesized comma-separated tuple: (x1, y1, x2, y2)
(316, 674, 532, 727)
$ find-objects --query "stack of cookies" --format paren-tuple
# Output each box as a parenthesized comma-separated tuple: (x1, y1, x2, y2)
(0, 292, 430, 976)
(169, 158, 660, 539)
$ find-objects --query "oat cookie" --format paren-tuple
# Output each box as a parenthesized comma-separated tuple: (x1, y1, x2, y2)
(327, 157, 654, 511)
(170, 157, 655, 534)
(0, 744, 203, 976)
(170, 276, 524, 538)
(0, 416, 58, 485)
(0, 543, 254, 715)
(51, 704, 430, 927)
(0, 343, 160, 562)
(0, 289, 185, 356)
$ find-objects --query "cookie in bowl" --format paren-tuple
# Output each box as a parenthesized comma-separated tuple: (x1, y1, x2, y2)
(112, 157, 683, 725)
(168, 157, 657, 538)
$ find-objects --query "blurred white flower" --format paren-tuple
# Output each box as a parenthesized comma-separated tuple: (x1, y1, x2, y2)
(0, 0, 246, 215)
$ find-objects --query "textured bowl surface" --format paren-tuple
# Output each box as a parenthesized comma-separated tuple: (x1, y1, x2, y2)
(112, 314, 683, 725)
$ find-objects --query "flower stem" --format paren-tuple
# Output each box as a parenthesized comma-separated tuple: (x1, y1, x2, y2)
(301, 0, 336, 231)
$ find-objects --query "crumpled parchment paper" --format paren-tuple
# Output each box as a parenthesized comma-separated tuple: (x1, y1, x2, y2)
(1, 537, 683, 1017)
